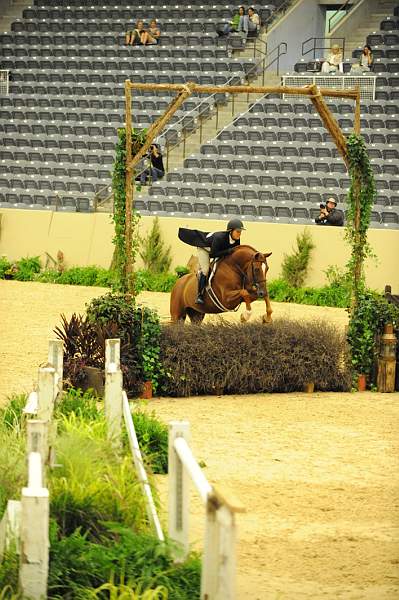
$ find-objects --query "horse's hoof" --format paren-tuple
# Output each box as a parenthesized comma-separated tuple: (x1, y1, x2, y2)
(262, 314, 273, 324)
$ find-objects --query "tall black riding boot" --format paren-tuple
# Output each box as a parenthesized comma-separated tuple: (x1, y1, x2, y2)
(196, 272, 207, 305)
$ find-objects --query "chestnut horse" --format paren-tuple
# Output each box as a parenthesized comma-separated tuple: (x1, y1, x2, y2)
(170, 245, 273, 324)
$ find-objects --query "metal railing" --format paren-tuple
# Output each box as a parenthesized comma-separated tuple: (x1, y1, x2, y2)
(262, 0, 295, 32)
(327, 0, 353, 33)
(302, 37, 346, 60)
(0, 70, 10, 95)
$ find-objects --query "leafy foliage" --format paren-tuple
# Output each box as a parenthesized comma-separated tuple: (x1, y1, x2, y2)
(281, 229, 315, 288)
(112, 128, 144, 294)
(347, 290, 399, 377)
(160, 320, 351, 396)
(11, 256, 41, 281)
(0, 546, 19, 597)
(345, 134, 376, 301)
(268, 278, 350, 308)
(132, 410, 168, 475)
(48, 523, 200, 600)
(0, 257, 11, 278)
(140, 217, 172, 274)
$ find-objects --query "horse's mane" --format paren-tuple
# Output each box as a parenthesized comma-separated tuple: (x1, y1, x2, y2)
(231, 244, 258, 253)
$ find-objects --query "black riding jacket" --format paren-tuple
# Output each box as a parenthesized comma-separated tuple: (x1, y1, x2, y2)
(178, 228, 240, 258)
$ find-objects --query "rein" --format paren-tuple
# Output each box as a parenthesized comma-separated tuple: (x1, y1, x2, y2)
(231, 257, 267, 290)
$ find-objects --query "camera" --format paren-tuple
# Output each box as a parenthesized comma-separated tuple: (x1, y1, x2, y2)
(319, 203, 326, 209)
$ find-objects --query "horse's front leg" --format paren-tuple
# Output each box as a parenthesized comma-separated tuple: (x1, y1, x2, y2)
(263, 293, 273, 324)
(239, 290, 253, 323)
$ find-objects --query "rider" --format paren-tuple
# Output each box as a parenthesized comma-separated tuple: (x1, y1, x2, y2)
(178, 218, 245, 305)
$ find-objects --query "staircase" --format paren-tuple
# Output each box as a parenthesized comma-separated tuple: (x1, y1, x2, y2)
(0, 0, 31, 32)
(343, 0, 397, 56)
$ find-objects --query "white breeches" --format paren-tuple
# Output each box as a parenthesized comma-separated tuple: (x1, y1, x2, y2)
(197, 247, 211, 275)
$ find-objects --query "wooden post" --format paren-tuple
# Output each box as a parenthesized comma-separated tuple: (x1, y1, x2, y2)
(377, 323, 397, 392)
(168, 421, 190, 560)
(19, 453, 49, 600)
(37, 367, 56, 422)
(307, 84, 349, 168)
(26, 420, 49, 481)
(47, 339, 63, 399)
(125, 79, 134, 295)
(104, 339, 123, 446)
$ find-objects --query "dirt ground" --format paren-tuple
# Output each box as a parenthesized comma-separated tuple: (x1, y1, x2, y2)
(1, 281, 398, 599)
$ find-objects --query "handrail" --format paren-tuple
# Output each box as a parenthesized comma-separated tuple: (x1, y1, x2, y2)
(262, 0, 295, 32)
(302, 36, 346, 60)
(328, 0, 352, 33)
(247, 41, 287, 80)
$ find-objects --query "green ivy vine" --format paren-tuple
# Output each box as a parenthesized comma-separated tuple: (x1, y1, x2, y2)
(345, 133, 376, 302)
(112, 127, 147, 295)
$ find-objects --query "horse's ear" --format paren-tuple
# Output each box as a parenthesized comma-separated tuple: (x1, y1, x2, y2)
(265, 252, 272, 258)
(254, 252, 262, 260)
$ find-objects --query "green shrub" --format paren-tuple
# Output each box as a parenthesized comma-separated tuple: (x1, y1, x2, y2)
(48, 523, 200, 600)
(347, 290, 399, 377)
(0, 427, 25, 516)
(35, 269, 62, 283)
(174, 266, 189, 279)
(57, 266, 113, 287)
(0, 394, 27, 434)
(55, 388, 101, 424)
(140, 217, 171, 274)
(268, 278, 350, 308)
(0, 546, 19, 597)
(0, 257, 11, 279)
(13, 256, 41, 281)
(281, 229, 314, 288)
(160, 320, 351, 396)
(135, 270, 178, 294)
(50, 414, 149, 538)
(131, 410, 168, 475)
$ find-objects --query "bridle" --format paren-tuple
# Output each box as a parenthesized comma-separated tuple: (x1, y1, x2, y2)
(232, 256, 268, 295)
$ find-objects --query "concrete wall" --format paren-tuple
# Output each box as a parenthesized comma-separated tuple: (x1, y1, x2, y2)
(1, 209, 398, 291)
(267, 0, 326, 72)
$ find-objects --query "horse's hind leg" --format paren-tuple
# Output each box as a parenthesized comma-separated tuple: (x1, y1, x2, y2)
(187, 308, 205, 324)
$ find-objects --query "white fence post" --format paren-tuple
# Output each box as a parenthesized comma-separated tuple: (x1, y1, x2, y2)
(37, 367, 56, 422)
(104, 339, 123, 446)
(0, 500, 21, 561)
(26, 420, 49, 481)
(48, 339, 63, 399)
(19, 453, 49, 600)
(168, 421, 190, 560)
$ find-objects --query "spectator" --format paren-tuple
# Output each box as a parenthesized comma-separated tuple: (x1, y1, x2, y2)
(126, 20, 145, 46)
(351, 44, 373, 73)
(218, 6, 246, 36)
(321, 44, 343, 73)
(315, 198, 344, 226)
(140, 144, 165, 185)
(237, 6, 260, 36)
(142, 19, 161, 45)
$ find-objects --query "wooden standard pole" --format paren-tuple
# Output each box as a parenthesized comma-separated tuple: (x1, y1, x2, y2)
(307, 83, 349, 168)
(124, 79, 134, 295)
(126, 82, 195, 172)
(352, 86, 362, 309)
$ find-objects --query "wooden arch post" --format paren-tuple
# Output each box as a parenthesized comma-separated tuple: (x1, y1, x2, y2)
(123, 80, 361, 297)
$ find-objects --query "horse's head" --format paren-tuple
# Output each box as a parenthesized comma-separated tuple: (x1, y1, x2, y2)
(231, 247, 272, 299)
(249, 251, 272, 298)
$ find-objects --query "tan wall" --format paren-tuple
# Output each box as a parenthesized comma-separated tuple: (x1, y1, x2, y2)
(0, 208, 398, 290)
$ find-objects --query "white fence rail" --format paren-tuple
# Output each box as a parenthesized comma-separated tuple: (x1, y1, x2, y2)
(281, 74, 376, 100)
(169, 421, 245, 600)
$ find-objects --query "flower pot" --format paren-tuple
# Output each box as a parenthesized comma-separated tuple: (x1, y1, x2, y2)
(357, 374, 367, 392)
(303, 382, 314, 393)
(83, 366, 104, 396)
(141, 380, 153, 400)
(4, 273, 13, 280)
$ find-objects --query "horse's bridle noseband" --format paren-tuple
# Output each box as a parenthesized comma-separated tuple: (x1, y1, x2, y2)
(232, 257, 268, 295)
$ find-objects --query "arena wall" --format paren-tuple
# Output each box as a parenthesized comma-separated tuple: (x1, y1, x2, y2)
(0, 208, 398, 290)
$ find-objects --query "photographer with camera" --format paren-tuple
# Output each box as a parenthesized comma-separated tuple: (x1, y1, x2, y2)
(315, 198, 344, 226)
(139, 143, 165, 186)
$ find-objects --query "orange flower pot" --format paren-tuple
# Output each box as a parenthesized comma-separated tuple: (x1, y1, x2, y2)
(141, 381, 153, 399)
(357, 374, 366, 392)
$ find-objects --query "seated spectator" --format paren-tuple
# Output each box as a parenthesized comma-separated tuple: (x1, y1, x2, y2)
(315, 198, 344, 226)
(126, 20, 145, 46)
(350, 45, 373, 73)
(321, 44, 343, 73)
(140, 144, 165, 185)
(237, 6, 260, 36)
(142, 19, 161, 45)
(218, 6, 246, 36)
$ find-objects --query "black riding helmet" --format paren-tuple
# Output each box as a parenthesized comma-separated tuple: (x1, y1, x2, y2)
(227, 218, 245, 231)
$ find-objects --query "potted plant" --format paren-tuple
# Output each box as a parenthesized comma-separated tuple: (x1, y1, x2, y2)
(4, 264, 18, 280)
